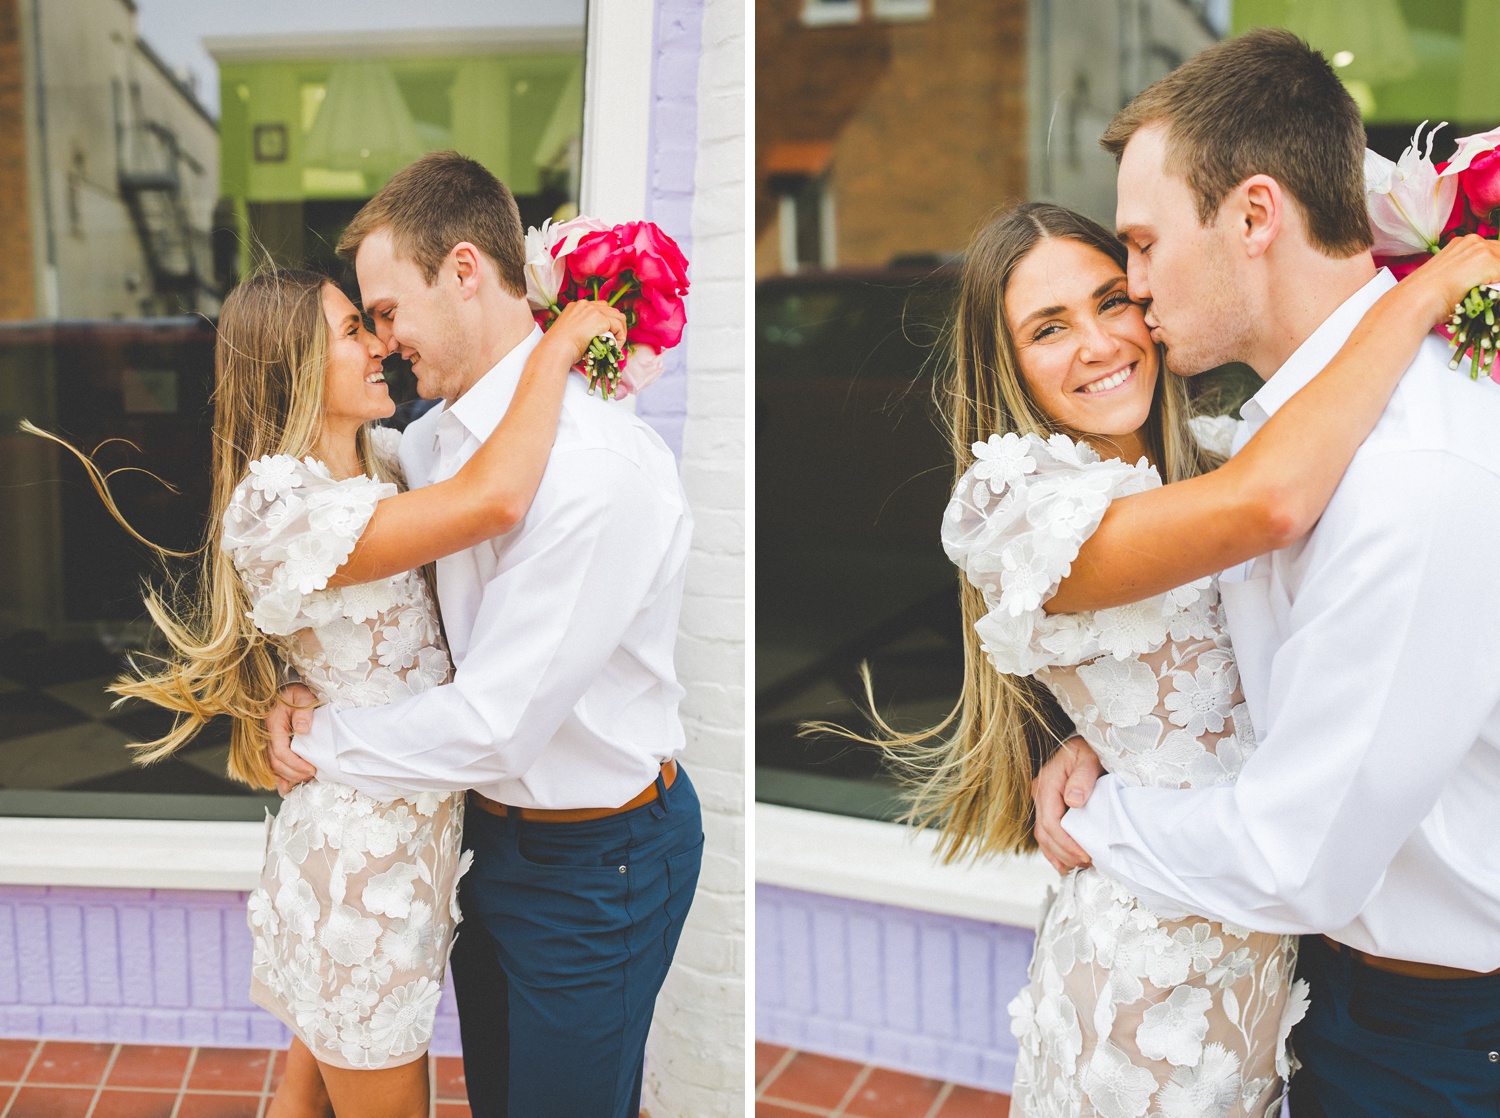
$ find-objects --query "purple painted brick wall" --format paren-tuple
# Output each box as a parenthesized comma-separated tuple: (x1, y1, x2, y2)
(0, 886, 461, 1055)
(756, 884, 1035, 1094)
(634, 0, 706, 458)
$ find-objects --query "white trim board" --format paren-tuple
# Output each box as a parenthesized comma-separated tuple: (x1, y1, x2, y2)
(755, 802, 1053, 928)
(578, 0, 654, 224)
(0, 817, 264, 892)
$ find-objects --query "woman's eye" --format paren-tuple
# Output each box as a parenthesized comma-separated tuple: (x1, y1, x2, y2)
(1101, 293, 1131, 312)
(1033, 323, 1061, 341)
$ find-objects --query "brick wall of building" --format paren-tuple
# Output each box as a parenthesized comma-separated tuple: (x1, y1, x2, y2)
(756, 884, 1034, 1094)
(641, 0, 747, 1114)
(0, 885, 468, 1055)
(755, 0, 1028, 275)
(0, 0, 35, 319)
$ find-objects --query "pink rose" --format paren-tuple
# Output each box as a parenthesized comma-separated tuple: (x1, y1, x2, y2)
(617, 345, 666, 398)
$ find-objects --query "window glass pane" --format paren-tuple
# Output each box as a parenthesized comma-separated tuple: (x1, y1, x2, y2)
(756, 1, 1262, 818)
(0, 3, 587, 819)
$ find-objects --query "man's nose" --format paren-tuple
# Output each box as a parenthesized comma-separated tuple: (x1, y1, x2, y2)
(1126, 257, 1152, 305)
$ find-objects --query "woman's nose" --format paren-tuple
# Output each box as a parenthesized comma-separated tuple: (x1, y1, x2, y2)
(1075, 317, 1117, 362)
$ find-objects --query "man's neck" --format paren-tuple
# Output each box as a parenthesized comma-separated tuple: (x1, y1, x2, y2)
(1247, 252, 1378, 379)
(448, 301, 539, 403)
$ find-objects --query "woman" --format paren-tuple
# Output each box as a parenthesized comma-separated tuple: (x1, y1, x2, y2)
(37, 268, 624, 1118)
(869, 204, 1500, 1117)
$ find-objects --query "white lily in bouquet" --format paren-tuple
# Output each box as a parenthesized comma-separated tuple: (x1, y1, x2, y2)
(1365, 121, 1500, 381)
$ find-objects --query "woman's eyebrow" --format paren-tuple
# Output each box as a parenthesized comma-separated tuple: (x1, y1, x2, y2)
(1015, 303, 1066, 331)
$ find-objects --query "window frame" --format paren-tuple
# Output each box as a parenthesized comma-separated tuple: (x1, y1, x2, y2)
(4, 0, 650, 887)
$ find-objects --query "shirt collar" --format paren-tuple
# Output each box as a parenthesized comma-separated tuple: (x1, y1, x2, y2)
(435, 325, 545, 445)
(1240, 269, 1396, 437)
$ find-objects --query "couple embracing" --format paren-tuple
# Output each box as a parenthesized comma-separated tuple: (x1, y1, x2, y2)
(877, 28, 1500, 1118)
(75, 152, 701, 1117)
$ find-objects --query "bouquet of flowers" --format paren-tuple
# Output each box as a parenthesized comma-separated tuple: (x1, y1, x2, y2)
(1366, 121, 1500, 381)
(522, 215, 690, 400)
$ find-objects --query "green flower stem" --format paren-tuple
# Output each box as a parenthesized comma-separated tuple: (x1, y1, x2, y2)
(1447, 283, 1500, 379)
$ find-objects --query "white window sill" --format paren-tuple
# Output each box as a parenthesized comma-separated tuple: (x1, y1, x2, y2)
(755, 802, 1053, 927)
(0, 817, 264, 891)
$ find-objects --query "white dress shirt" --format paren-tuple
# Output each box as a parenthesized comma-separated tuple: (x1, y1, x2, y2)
(1064, 270, 1500, 970)
(292, 325, 693, 809)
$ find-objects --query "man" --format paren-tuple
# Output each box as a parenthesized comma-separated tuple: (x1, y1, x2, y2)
(1031, 29, 1500, 1117)
(266, 152, 702, 1118)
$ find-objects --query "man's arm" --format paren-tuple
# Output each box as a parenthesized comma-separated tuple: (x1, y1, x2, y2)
(1061, 452, 1500, 932)
(279, 445, 686, 799)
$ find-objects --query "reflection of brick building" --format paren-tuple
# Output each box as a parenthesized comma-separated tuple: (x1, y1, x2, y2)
(0, 0, 221, 320)
(757, 0, 1027, 276)
(756, 0, 1223, 277)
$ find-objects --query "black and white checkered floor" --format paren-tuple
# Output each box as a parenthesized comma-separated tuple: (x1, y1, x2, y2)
(0, 633, 248, 796)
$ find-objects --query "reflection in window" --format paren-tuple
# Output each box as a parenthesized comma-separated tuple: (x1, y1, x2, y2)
(0, 10, 588, 819)
(802, 0, 862, 27)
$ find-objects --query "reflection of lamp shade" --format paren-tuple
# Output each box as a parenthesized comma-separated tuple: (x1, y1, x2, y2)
(534, 65, 583, 172)
(303, 61, 425, 174)
(1285, 0, 1417, 86)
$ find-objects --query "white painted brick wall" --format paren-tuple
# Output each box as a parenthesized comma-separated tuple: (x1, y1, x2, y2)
(642, 0, 746, 1113)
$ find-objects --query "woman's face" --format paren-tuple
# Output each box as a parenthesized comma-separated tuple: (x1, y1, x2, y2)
(321, 283, 394, 423)
(1004, 237, 1159, 443)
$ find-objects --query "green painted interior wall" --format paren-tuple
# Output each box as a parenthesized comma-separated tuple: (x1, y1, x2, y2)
(1233, 0, 1500, 126)
(217, 52, 583, 275)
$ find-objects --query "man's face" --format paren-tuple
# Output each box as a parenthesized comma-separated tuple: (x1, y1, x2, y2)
(1115, 124, 1254, 376)
(354, 228, 468, 400)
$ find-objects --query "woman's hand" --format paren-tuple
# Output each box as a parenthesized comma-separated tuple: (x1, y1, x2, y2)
(537, 300, 628, 368)
(1401, 235, 1500, 325)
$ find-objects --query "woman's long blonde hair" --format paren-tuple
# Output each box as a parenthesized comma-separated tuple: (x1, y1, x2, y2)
(29, 268, 382, 789)
(824, 203, 1220, 862)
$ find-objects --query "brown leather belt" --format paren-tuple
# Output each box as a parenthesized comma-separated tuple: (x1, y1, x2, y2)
(468, 760, 678, 824)
(1321, 936, 1500, 981)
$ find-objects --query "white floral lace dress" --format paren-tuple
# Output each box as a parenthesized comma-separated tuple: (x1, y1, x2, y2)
(942, 430, 1309, 1118)
(222, 427, 469, 1071)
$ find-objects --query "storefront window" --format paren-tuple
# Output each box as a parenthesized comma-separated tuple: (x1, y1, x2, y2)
(755, 0, 1238, 819)
(0, 5, 587, 820)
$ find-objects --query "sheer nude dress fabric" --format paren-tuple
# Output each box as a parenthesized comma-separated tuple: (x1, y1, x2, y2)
(942, 425, 1309, 1118)
(222, 427, 469, 1071)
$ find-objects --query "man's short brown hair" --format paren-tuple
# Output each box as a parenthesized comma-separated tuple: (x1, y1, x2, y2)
(1100, 27, 1372, 258)
(337, 151, 527, 296)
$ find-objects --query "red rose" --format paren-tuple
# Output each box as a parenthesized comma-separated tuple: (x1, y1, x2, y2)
(629, 284, 687, 350)
(1377, 253, 1432, 282)
(619, 221, 690, 292)
(1460, 149, 1500, 218)
(566, 229, 630, 284)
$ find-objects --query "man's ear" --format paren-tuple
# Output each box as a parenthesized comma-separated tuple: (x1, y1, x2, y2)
(450, 242, 485, 299)
(1236, 174, 1284, 260)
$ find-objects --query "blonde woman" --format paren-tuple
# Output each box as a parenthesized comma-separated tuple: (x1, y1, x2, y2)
(866, 204, 1500, 1117)
(38, 268, 623, 1118)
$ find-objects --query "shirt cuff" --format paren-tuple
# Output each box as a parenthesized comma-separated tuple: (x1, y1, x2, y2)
(1060, 777, 1192, 922)
(290, 705, 350, 788)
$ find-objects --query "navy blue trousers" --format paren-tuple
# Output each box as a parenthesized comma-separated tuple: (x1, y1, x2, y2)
(1289, 934, 1500, 1117)
(449, 767, 703, 1118)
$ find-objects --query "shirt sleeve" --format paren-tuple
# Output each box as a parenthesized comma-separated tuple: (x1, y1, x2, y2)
(943, 431, 1161, 676)
(291, 444, 687, 798)
(221, 455, 395, 637)
(1062, 451, 1500, 932)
